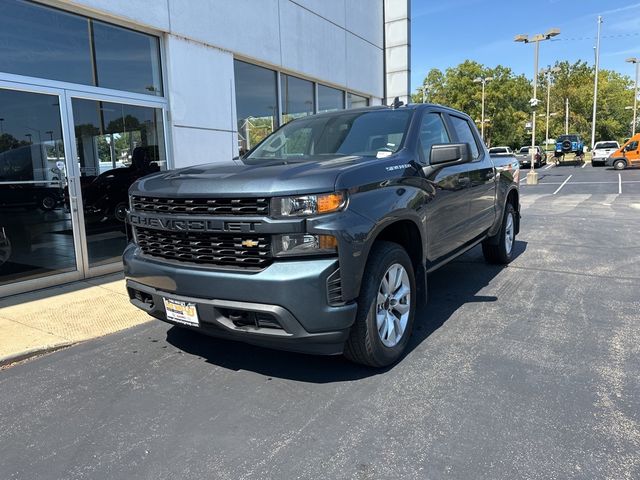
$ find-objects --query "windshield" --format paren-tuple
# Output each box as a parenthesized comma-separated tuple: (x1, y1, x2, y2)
(558, 135, 578, 143)
(595, 142, 618, 149)
(489, 147, 506, 153)
(245, 109, 413, 162)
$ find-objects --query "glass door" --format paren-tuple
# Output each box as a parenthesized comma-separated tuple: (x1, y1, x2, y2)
(0, 86, 83, 292)
(69, 96, 167, 271)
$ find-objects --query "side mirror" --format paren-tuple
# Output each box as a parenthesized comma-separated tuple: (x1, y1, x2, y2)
(430, 143, 472, 166)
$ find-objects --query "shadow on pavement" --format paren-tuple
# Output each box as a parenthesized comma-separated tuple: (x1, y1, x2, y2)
(166, 241, 527, 384)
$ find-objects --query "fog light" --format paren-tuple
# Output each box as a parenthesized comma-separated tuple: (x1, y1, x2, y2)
(272, 234, 338, 257)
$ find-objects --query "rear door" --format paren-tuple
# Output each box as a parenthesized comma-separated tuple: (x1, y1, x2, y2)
(417, 111, 470, 260)
(447, 114, 496, 239)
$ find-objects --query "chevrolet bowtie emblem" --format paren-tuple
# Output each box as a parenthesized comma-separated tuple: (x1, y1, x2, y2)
(241, 239, 259, 248)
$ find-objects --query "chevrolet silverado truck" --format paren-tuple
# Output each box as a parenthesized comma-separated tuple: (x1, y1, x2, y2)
(124, 104, 520, 367)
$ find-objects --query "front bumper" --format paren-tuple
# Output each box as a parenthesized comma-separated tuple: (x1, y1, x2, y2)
(123, 244, 357, 355)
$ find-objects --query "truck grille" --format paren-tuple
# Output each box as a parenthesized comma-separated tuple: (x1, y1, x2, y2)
(131, 196, 269, 216)
(135, 227, 272, 270)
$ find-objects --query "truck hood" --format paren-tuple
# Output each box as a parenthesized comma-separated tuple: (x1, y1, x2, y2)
(131, 156, 371, 197)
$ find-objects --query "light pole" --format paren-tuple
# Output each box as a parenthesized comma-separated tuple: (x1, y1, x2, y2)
(541, 66, 561, 147)
(421, 84, 429, 103)
(515, 28, 561, 185)
(625, 106, 635, 135)
(473, 76, 493, 140)
(591, 16, 603, 149)
(565, 98, 570, 134)
(626, 57, 639, 136)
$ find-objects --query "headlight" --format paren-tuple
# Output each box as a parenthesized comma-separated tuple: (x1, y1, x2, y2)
(271, 192, 347, 217)
(272, 234, 338, 257)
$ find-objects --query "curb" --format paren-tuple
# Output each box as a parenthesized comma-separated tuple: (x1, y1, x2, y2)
(0, 343, 73, 368)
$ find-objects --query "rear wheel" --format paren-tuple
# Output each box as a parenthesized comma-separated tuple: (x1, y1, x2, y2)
(482, 203, 516, 265)
(344, 242, 416, 367)
(613, 159, 626, 170)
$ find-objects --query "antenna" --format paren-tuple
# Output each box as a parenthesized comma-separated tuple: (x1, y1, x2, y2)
(391, 97, 404, 109)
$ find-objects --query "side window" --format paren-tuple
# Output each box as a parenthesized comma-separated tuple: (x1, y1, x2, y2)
(626, 141, 638, 151)
(419, 113, 450, 161)
(449, 115, 480, 159)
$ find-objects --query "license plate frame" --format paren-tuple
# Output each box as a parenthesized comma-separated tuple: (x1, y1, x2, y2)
(162, 297, 199, 327)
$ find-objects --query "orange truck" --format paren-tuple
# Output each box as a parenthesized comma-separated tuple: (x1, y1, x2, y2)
(607, 133, 640, 170)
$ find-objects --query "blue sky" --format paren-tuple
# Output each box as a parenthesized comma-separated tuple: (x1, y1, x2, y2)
(410, 0, 640, 89)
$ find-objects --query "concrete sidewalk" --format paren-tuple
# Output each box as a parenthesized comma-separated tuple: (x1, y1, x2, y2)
(0, 273, 151, 366)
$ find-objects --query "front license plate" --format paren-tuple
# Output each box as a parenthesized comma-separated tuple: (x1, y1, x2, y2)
(163, 298, 199, 326)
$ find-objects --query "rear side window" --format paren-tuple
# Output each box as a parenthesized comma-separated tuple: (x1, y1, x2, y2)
(419, 113, 450, 161)
(449, 115, 480, 159)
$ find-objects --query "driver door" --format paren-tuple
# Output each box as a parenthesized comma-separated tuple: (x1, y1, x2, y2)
(418, 111, 471, 261)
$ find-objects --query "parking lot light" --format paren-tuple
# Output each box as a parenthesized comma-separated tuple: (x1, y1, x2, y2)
(541, 67, 561, 146)
(473, 76, 493, 140)
(514, 29, 561, 185)
(626, 57, 639, 135)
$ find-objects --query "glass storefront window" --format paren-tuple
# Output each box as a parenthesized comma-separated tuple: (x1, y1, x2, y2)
(92, 21, 163, 96)
(234, 60, 278, 155)
(0, 0, 93, 85)
(72, 99, 166, 267)
(281, 74, 315, 123)
(0, 88, 75, 287)
(318, 85, 344, 113)
(347, 93, 370, 109)
(0, 0, 162, 96)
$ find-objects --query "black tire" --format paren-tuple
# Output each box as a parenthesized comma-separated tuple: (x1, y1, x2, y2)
(344, 241, 416, 367)
(39, 195, 57, 211)
(613, 159, 626, 171)
(482, 202, 516, 265)
(114, 201, 128, 222)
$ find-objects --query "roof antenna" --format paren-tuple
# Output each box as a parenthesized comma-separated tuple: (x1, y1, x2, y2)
(391, 96, 404, 109)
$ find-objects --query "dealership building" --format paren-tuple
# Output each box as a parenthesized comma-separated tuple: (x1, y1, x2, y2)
(0, 0, 410, 296)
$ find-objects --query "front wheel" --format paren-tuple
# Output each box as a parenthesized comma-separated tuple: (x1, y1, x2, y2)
(613, 159, 626, 171)
(344, 242, 416, 367)
(39, 194, 57, 211)
(482, 203, 516, 265)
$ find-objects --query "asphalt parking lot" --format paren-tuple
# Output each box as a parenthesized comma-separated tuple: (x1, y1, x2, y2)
(1, 164, 639, 480)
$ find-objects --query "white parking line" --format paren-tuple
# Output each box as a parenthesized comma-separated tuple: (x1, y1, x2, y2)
(581, 162, 587, 168)
(553, 174, 572, 195)
(619, 174, 622, 194)
(544, 163, 555, 170)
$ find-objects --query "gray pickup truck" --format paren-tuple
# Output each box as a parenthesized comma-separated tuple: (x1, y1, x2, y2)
(124, 104, 520, 367)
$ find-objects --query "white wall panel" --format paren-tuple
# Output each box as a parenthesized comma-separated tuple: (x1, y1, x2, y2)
(289, 0, 346, 27)
(168, 0, 282, 67)
(63, 0, 170, 30)
(165, 35, 235, 132)
(345, 0, 383, 48)
(171, 127, 235, 168)
(346, 33, 383, 97)
(279, 0, 347, 86)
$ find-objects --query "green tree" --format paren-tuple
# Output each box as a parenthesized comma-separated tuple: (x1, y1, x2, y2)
(414, 60, 635, 148)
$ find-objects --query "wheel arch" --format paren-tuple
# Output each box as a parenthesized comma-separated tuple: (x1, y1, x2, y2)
(355, 217, 426, 302)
